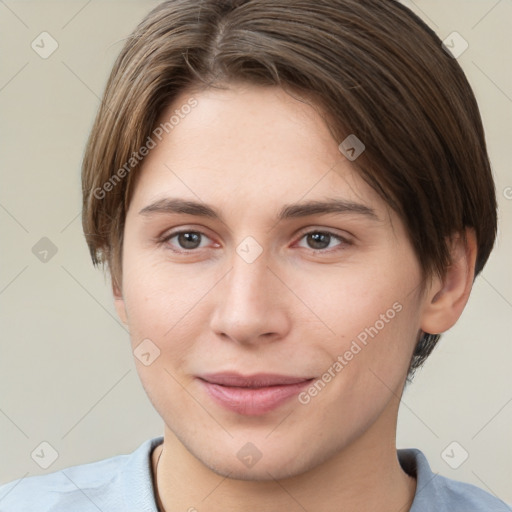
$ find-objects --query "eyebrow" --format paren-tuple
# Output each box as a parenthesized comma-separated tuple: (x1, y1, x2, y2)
(138, 197, 379, 222)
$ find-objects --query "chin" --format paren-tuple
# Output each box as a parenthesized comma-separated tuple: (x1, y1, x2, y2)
(194, 438, 330, 482)
(206, 457, 304, 482)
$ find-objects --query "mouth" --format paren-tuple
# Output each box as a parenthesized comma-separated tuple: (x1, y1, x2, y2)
(197, 372, 315, 416)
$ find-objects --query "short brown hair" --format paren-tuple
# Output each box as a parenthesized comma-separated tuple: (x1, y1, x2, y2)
(81, 0, 497, 378)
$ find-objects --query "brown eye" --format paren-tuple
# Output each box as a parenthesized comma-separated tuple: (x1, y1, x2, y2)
(306, 232, 332, 250)
(176, 232, 202, 249)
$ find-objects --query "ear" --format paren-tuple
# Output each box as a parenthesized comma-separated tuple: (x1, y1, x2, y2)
(112, 278, 129, 325)
(420, 228, 477, 335)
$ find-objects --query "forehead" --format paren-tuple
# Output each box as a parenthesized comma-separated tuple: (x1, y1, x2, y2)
(129, 84, 386, 221)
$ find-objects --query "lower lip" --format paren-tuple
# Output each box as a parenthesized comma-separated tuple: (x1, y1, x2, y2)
(199, 379, 312, 416)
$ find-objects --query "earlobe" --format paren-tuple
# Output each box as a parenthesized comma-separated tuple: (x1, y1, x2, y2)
(112, 279, 129, 325)
(420, 228, 477, 335)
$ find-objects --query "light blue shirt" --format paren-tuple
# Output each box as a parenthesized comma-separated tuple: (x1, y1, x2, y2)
(0, 436, 510, 511)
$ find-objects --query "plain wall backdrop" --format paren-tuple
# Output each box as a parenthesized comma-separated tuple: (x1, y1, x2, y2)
(1, 0, 511, 506)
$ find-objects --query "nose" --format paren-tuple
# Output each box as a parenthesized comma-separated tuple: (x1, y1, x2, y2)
(209, 250, 291, 346)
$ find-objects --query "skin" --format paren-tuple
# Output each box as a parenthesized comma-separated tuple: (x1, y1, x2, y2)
(113, 83, 476, 512)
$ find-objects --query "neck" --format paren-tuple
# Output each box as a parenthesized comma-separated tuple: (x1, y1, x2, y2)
(151, 410, 416, 512)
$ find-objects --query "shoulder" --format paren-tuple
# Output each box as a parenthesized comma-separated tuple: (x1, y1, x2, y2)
(398, 448, 511, 512)
(0, 437, 163, 512)
(0, 451, 127, 512)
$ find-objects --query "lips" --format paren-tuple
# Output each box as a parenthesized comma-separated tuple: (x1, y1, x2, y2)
(197, 372, 314, 416)
(200, 372, 312, 387)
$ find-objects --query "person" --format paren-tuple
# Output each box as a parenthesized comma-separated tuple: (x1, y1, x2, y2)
(1, 0, 509, 510)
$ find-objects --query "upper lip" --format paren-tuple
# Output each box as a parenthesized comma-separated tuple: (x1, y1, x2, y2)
(198, 372, 314, 388)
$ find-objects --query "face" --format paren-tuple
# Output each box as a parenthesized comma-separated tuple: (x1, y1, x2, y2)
(115, 83, 429, 480)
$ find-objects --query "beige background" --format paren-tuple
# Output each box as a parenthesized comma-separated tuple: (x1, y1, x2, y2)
(1, 0, 511, 506)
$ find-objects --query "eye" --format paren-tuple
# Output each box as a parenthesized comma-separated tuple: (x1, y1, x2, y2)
(159, 228, 350, 254)
(296, 230, 348, 251)
(161, 230, 213, 251)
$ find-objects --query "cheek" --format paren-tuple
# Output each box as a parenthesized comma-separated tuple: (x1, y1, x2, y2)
(120, 255, 215, 362)
(298, 258, 418, 343)
(120, 260, 203, 416)
(300, 260, 422, 398)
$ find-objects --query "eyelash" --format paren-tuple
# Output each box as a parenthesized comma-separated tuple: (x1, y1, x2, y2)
(158, 228, 350, 255)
